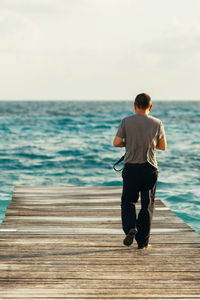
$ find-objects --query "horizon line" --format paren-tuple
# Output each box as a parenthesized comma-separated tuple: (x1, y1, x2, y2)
(0, 99, 200, 102)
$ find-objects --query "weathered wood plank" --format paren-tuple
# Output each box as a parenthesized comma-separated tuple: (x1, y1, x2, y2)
(0, 262, 200, 272)
(0, 289, 200, 298)
(0, 186, 200, 299)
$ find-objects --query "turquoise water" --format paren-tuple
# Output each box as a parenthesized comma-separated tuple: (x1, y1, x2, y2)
(0, 101, 200, 233)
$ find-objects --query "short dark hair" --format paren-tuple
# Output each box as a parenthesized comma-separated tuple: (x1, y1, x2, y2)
(134, 93, 152, 109)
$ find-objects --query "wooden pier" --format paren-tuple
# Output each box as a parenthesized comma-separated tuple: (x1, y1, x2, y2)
(0, 186, 200, 299)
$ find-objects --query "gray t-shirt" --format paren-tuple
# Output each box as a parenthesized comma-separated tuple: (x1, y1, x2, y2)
(116, 114, 165, 168)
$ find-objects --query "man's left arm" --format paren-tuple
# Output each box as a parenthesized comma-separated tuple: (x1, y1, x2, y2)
(156, 121, 167, 151)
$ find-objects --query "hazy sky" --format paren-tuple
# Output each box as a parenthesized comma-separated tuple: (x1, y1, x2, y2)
(0, 0, 200, 101)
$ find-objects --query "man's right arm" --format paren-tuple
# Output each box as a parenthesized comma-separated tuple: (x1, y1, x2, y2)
(156, 138, 167, 151)
(113, 119, 125, 148)
(113, 136, 125, 148)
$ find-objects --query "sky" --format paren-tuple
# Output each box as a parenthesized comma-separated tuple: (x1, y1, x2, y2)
(0, 0, 200, 101)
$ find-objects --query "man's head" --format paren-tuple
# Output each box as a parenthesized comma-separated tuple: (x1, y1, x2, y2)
(134, 93, 152, 115)
(134, 93, 152, 109)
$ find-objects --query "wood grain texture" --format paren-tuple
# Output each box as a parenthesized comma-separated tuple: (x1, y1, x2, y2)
(0, 185, 200, 299)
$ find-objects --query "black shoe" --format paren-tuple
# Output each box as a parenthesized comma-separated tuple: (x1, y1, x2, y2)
(123, 228, 137, 246)
(137, 244, 152, 250)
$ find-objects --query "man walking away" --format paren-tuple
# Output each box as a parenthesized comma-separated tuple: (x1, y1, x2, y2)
(113, 93, 167, 250)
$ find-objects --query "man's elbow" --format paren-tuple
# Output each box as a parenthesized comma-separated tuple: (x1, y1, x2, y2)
(113, 141, 118, 147)
(156, 139, 167, 151)
(158, 145, 167, 151)
(161, 141, 167, 151)
(113, 136, 124, 147)
(113, 141, 122, 147)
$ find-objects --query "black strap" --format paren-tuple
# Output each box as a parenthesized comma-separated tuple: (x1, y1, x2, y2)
(113, 154, 125, 172)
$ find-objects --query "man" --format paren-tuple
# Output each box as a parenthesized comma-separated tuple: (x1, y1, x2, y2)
(113, 93, 166, 250)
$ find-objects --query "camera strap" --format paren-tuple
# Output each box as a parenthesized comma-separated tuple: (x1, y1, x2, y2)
(113, 154, 125, 172)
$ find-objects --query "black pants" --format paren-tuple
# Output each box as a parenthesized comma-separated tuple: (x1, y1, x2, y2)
(121, 162, 158, 247)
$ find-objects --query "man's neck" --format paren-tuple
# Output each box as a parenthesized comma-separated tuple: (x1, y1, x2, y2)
(135, 109, 149, 115)
(134, 104, 152, 115)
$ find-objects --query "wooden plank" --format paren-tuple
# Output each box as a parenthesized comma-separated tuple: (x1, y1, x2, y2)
(0, 289, 200, 299)
(0, 186, 200, 300)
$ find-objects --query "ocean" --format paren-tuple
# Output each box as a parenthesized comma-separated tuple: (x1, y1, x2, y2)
(0, 100, 199, 233)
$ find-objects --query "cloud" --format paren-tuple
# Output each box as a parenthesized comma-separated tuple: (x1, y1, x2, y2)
(0, 0, 80, 14)
(0, 1, 200, 100)
(0, 0, 132, 16)
(121, 17, 200, 72)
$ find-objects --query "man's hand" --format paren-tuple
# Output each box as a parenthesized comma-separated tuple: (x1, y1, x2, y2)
(113, 136, 125, 148)
(156, 138, 167, 151)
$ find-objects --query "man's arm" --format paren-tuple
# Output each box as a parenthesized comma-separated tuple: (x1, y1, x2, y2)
(113, 136, 125, 148)
(156, 138, 167, 151)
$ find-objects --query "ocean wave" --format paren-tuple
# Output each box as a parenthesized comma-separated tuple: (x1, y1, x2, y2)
(0, 101, 199, 234)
